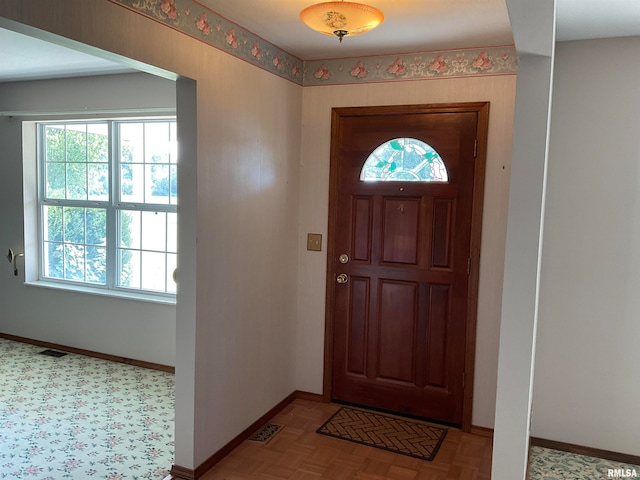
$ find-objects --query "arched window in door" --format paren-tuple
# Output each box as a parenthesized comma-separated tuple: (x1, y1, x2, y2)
(360, 137, 448, 182)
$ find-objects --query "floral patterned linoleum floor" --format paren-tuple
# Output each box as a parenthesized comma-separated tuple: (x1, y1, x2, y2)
(529, 446, 640, 480)
(0, 338, 174, 479)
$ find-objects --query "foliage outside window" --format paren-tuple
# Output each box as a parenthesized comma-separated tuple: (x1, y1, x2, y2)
(39, 120, 177, 297)
(360, 138, 448, 182)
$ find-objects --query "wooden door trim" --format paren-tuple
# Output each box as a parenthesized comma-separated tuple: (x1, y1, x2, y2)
(322, 102, 490, 432)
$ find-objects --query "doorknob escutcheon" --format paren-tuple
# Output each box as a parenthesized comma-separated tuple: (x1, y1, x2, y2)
(336, 273, 349, 284)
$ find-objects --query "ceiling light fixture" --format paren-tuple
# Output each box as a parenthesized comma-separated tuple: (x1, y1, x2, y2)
(300, 1, 384, 43)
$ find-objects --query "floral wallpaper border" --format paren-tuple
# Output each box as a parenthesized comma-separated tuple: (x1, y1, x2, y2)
(107, 0, 518, 86)
(303, 46, 517, 86)
(108, 0, 304, 84)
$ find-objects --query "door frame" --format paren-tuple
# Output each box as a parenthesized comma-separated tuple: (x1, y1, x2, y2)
(322, 102, 489, 432)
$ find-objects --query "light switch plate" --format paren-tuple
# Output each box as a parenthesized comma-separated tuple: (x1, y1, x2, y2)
(307, 233, 322, 252)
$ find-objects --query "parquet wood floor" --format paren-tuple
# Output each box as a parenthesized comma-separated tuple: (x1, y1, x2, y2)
(199, 399, 492, 480)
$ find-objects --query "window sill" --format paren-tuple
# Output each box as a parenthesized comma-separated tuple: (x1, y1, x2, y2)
(24, 280, 176, 306)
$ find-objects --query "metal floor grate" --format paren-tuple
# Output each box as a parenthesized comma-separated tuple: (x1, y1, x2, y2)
(39, 349, 68, 358)
(249, 423, 284, 444)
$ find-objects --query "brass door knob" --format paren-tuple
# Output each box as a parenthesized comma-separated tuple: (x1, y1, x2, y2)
(336, 273, 349, 284)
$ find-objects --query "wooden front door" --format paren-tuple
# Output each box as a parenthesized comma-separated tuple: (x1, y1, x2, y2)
(327, 103, 488, 427)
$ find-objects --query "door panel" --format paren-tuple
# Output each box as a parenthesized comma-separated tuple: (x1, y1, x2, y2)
(377, 279, 418, 384)
(329, 104, 486, 426)
(425, 283, 450, 388)
(432, 199, 454, 268)
(347, 276, 369, 376)
(382, 198, 420, 265)
(351, 197, 372, 262)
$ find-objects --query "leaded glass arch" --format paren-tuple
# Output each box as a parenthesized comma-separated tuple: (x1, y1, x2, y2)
(360, 138, 448, 182)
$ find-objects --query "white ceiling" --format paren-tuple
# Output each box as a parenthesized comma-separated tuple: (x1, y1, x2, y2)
(0, 0, 639, 82)
(0, 28, 134, 82)
(201, 0, 514, 60)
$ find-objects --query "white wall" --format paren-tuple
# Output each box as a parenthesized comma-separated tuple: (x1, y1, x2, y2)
(296, 75, 516, 429)
(532, 36, 640, 456)
(0, 0, 302, 471)
(492, 1, 555, 478)
(0, 72, 178, 367)
(192, 51, 301, 466)
(174, 76, 198, 466)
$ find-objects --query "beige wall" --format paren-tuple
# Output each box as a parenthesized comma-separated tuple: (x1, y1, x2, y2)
(296, 76, 516, 428)
(192, 57, 302, 465)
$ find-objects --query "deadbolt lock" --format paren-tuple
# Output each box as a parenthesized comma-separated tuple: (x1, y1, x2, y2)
(339, 253, 349, 264)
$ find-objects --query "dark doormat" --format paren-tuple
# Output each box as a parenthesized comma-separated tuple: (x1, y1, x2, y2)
(316, 406, 447, 461)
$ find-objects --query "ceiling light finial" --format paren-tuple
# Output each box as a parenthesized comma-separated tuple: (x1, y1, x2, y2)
(300, 1, 384, 43)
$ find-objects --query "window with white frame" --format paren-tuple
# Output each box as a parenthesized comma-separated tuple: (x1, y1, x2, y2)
(38, 119, 177, 297)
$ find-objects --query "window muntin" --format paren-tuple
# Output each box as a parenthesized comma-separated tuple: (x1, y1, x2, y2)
(360, 137, 448, 182)
(119, 122, 178, 205)
(42, 206, 107, 284)
(44, 123, 110, 201)
(38, 119, 177, 297)
(118, 210, 177, 293)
